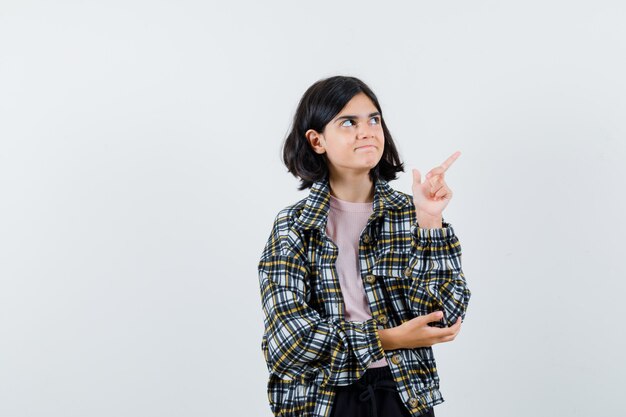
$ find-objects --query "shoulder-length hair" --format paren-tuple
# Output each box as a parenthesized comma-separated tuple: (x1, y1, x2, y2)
(282, 75, 405, 190)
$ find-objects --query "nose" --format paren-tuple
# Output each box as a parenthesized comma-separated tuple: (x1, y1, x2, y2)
(357, 121, 376, 139)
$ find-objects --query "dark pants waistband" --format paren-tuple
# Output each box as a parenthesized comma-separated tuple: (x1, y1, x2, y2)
(332, 365, 435, 417)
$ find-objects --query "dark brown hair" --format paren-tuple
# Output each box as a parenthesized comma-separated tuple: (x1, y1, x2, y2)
(282, 75, 404, 190)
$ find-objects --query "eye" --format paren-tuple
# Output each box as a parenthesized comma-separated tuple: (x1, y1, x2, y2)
(341, 119, 355, 127)
(370, 116, 381, 125)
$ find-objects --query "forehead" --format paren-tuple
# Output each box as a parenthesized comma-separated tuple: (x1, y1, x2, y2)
(331, 93, 380, 123)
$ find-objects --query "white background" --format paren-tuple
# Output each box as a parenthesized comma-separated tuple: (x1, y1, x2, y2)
(1, 1, 625, 416)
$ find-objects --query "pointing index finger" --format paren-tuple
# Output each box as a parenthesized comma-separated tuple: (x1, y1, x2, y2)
(439, 151, 461, 172)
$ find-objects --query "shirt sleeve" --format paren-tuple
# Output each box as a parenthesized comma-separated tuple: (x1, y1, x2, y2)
(258, 215, 385, 387)
(406, 220, 472, 327)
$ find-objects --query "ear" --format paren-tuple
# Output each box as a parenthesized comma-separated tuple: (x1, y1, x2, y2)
(305, 129, 326, 154)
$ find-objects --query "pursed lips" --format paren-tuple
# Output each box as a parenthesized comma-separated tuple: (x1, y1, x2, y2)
(355, 145, 376, 150)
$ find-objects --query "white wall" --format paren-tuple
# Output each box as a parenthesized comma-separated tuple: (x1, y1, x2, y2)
(1, 1, 625, 416)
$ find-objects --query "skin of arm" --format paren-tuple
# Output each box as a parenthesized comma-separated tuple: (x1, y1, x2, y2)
(377, 327, 402, 350)
(415, 210, 443, 229)
(377, 310, 462, 350)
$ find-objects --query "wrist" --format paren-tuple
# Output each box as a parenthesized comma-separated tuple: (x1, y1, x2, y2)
(415, 210, 443, 229)
(378, 327, 403, 350)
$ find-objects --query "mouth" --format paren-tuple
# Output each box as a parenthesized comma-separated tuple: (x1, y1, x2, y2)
(356, 145, 376, 150)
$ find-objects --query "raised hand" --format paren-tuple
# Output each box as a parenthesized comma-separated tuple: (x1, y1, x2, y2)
(411, 151, 461, 220)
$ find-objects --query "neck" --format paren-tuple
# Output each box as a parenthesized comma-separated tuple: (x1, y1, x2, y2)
(328, 172, 375, 203)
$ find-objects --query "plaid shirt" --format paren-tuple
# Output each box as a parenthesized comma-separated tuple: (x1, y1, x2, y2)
(258, 175, 471, 417)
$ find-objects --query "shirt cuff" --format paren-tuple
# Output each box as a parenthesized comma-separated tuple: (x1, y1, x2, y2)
(410, 220, 456, 243)
(360, 318, 386, 364)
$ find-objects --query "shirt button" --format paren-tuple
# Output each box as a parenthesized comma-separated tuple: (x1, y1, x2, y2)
(376, 314, 388, 325)
(365, 274, 376, 284)
(408, 397, 420, 408)
(403, 267, 412, 277)
(391, 353, 402, 365)
(362, 234, 372, 244)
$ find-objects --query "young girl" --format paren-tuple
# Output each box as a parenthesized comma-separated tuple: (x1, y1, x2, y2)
(258, 75, 471, 417)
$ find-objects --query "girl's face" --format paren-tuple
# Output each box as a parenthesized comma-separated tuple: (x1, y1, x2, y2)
(306, 92, 385, 181)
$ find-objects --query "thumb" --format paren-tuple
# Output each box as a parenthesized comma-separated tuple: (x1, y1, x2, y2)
(412, 168, 422, 185)
(424, 310, 444, 323)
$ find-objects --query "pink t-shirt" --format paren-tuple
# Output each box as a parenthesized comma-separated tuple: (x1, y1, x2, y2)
(326, 194, 389, 368)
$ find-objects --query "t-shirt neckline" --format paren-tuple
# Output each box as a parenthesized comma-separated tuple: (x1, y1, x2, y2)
(328, 194, 374, 213)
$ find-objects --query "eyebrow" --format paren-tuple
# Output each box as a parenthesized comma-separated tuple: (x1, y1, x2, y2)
(333, 112, 381, 122)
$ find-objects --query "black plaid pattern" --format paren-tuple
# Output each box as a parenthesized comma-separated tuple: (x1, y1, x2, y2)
(258, 176, 471, 417)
